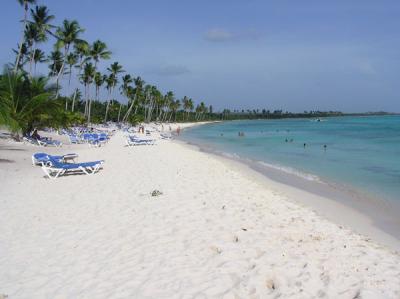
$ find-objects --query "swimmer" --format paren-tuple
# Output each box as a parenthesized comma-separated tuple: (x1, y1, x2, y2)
(303, 143, 306, 148)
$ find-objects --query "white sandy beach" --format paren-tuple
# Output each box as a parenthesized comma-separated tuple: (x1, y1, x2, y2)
(0, 124, 400, 299)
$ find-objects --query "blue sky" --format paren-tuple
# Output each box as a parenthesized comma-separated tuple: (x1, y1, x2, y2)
(1, 0, 400, 112)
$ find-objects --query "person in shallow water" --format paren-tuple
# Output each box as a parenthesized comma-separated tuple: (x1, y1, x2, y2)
(324, 144, 327, 150)
(304, 143, 306, 148)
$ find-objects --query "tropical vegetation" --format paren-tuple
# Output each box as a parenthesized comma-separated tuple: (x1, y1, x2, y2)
(0, 0, 215, 139)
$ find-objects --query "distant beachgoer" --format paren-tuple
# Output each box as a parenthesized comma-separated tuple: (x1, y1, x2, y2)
(324, 144, 327, 150)
(285, 138, 288, 142)
(169, 126, 171, 131)
(304, 143, 306, 148)
(177, 126, 181, 135)
(31, 129, 41, 140)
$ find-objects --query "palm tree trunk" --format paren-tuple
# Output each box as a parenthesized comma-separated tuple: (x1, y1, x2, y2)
(122, 94, 137, 122)
(66, 66, 73, 110)
(117, 103, 122, 123)
(29, 43, 36, 77)
(55, 45, 70, 98)
(87, 85, 92, 124)
(71, 61, 84, 112)
(14, 3, 28, 73)
(104, 85, 115, 122)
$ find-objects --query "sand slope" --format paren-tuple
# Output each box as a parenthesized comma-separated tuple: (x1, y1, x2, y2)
(0, 131, 399, 298)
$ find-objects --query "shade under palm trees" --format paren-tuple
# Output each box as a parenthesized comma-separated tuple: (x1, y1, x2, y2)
(0, 68, 60, 138)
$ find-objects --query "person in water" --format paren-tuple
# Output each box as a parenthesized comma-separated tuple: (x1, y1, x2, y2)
(324, 144, 327, 150)
(304, 143, 306, 148)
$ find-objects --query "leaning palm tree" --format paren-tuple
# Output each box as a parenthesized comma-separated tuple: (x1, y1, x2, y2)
(14, 0, 37, 73)
(122, 76, 144, 122)
(28, 5, 55, 75)
(12, 42, 29, 71)
(120, 74, 133, 101)
(0, 68, 60, 139)
(54, 19, 84, 97)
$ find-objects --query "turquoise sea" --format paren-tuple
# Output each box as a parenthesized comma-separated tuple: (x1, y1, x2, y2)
(182, 115, 400, 203)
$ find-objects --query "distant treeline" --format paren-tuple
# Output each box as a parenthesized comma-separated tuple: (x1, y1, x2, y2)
(204, 109, 395, 121)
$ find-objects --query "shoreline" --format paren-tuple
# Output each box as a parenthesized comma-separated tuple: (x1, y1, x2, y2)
(1, 124, 400, 297)
(177, 131, 400, 251)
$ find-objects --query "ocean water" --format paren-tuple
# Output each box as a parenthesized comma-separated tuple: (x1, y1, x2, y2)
(182, 115, 400, 202)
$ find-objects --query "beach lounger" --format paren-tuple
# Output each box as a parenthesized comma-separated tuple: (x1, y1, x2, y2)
(41, 156, 104, 179)
(126, 136, 155, 146)
(37, 139, 62, 147)
(69, 134, 84, 144)
(32, 152, 78, 165)
(160, 133, 172, 140)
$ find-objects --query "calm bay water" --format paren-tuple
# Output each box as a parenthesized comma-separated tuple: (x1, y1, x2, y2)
(183, 116, 400, 202)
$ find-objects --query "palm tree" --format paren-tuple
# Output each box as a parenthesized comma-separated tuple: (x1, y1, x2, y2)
(169, 99, 181, 122)
(24, 22, 40, 75)
(28, 5, 55, 76)
(14, 0, 37, 73)
(122, 76, 144, 122)
(0, 68, 60, 139)
(94, 71, 105, 103)
(158, 91, 175, 121)
(104, 62, 124, 122)
(91, 40, 111, 70)
(188, 98, 194, 121)
(120, 74, 133, 100)
(31, 48, 46, 74)
(80, 62, 95, 122)
(48, 49, 64, 96)
(65, 52, 78, 110)
(54, 19, 84, 97)
(12, 42, 29, 71)
(182, 96, 192, 121)
(71, 40, 90, 112)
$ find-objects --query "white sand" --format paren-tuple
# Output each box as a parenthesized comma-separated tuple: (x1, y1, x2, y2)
(0, 125, 400, 298)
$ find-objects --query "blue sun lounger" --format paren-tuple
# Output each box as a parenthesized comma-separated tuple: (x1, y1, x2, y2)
(32, 152, 78, 165)
(41, 156, 104, 179)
